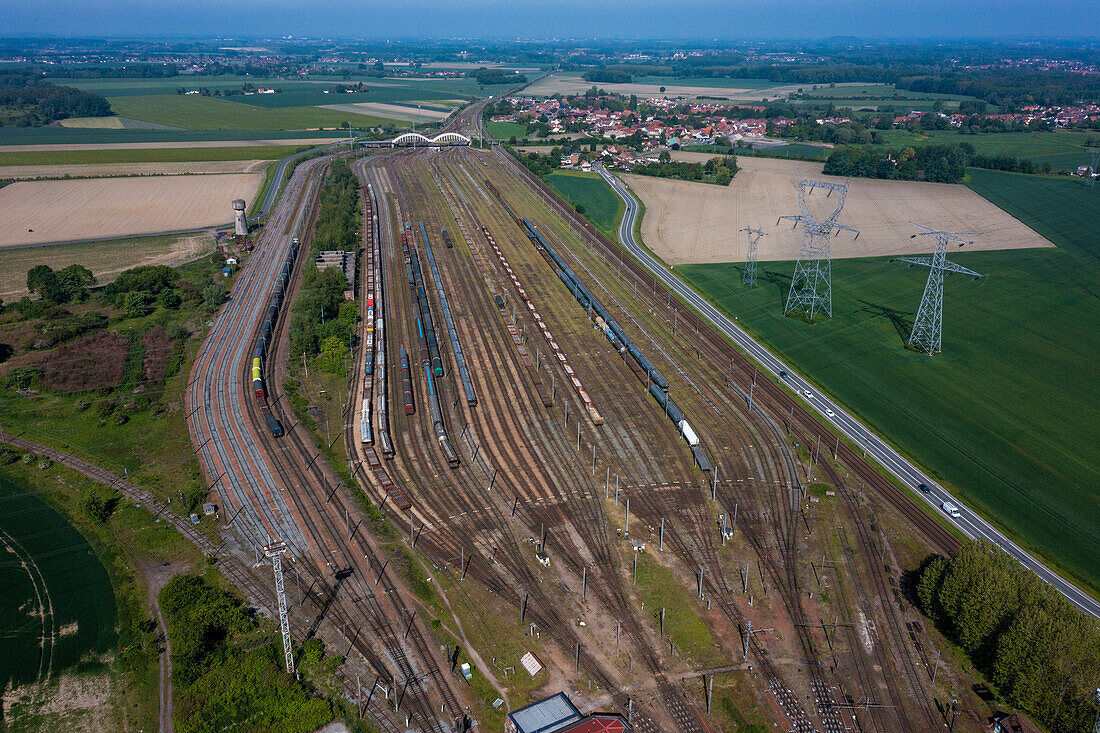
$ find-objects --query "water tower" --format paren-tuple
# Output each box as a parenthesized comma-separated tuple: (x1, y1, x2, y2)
(232, 199, 248, 236)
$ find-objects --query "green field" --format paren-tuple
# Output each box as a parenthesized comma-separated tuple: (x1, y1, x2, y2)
(677, 169, 1100, 593)
(107, 95, 394, 131)
(0, 145, 305, 166)
(486, 120, 529, 140)
(870, 129, 1094, 162)
(630, 75, 779, 90)
(0, 128, 343, 145)
(544, 170, 624, 237)
(0, 475, 118, 693)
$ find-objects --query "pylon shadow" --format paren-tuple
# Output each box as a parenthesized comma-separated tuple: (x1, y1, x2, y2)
(856, 300, 913, 344)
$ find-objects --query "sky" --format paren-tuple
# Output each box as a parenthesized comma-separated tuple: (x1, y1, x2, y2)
(1, 0, 1097, 40)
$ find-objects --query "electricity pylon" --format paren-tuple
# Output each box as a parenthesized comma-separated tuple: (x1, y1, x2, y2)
(264, 540, 295, 673)
(779, 174, 859, 319)
(741, 226, 766, 287)
(1090, 150, 1099, 188)
(896, 223, 985, 355)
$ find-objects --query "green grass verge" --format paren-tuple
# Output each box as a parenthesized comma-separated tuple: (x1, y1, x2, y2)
(676, 169, 1099, 594)
(107, 95, 395, 131)
(543, 170, 624, 239)
(486, 120, 529, 140)
(633, 551, 725, 667)
(0, 145, 307, 166)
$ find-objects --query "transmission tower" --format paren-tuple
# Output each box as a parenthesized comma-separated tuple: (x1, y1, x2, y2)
(741, 226, 766, 287)
(264, 540, 295, 673)
(896, 223, 985, 355)
(1090, 150, 1099, 188)
(779, 174, 859, 320)
(1091, 688, 1100, 733)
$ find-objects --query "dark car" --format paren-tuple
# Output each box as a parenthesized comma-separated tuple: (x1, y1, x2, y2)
(779, 370, 788, 378)
(918, 483, 931, 493)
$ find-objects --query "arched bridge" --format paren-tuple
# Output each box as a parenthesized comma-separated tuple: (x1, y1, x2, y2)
(356, 131, 471, 148)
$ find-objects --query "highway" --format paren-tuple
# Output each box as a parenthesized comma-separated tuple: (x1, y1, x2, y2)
(595, 163, 1100, 620)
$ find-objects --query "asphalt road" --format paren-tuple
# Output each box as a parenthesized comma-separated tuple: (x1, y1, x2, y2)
(596, 163, 1100, 620)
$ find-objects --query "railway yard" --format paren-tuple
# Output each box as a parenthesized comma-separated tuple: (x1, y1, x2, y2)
(181, 102, 975, 733)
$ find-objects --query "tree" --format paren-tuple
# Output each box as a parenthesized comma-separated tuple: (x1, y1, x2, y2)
(120, 291, 150, 318)
(658, 150, 671, 163)
(55, 264, 95, 303)
(202, 283, 224, 310)
(659, 86, 666, 93)
(27, 264, 62, 302)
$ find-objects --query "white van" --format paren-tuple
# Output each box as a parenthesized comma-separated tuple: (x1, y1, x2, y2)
(941, 501, 961, 519)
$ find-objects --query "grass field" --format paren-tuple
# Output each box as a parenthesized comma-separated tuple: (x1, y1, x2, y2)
(0, 232, 213, 300)
(869, 129, 1094, 163)
(486, 120, 529, 140)
(544, 170, 624, 238)
(0, 474, 118, 693)
(0, 128, 344, 145)
(57, 75, 499, 102)
(0, 145, 304, 166)
(676, 169, 1100, 593)
(107, 95, 395, 131)
(630, 75, 778, 90)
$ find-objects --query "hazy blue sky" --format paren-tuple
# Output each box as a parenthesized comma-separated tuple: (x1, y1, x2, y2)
(2, 0, 1097, 40)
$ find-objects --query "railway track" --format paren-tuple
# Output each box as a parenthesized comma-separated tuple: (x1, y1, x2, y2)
(186, 149, 463, 733)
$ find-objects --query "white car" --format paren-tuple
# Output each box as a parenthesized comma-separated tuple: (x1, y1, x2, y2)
(825, 408, 835, 418)
(803, 389, 813, 399)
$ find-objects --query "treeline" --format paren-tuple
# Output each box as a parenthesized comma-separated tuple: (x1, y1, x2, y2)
(633, 155, 738, 186)
(583, 69, 633, 84)
(160, 575, 333, 733)
(43, 63, 177, 79)
(0, 70, 112, 126)
(916, 541, 1100, 733)
(469, 68, 526, 86)
(288, 161, 360, 366)
(823, 142, 1050, 183)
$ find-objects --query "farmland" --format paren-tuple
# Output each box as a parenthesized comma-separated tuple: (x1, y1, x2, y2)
(106, 94, 392, 131)
(0, 173, 260, 247)
(675, 169, 1100, 592)
(0, 144, 303, 166)
(624, 157, 1049, 264)
(543, 170, 624, 237)
(486, 120, 529, 140)
(0, 474, 118, 698)
(0, 232, 213, 300)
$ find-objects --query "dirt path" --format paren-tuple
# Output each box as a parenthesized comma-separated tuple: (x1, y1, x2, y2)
(139, 561, 190, 733)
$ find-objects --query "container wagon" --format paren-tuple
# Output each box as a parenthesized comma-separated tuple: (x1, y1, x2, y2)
(424, 362, 460, 468)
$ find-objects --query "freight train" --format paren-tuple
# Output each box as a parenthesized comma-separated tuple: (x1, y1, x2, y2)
(520, 219, 712, 472)
(418, 221, 477, 407)
(424, 362, 460, 468)
(407, 242, 444, 377)
(399, 347, 415, 415)
(250, 236, 301, 438)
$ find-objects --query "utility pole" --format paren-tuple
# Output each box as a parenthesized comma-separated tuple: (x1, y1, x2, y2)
(780, 175, 859, 320)
(896, 223, 986, 355)
(263, 540, 294, 673)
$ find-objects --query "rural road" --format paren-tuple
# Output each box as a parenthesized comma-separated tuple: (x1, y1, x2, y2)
(596, 163, 1100, 620)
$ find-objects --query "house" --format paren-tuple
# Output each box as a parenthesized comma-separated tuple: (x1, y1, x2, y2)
(507, 692, 633, 733)
(1076, 165, 1094, 178)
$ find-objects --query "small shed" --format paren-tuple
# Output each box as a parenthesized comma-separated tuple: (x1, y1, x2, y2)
(221, 267, 233, 277)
